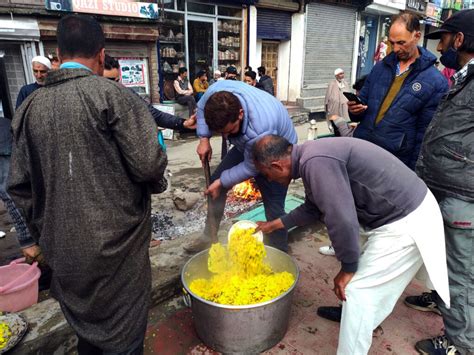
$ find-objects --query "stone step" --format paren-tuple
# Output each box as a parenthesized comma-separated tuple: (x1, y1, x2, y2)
(307, 105, 325, 113)
(296, 96, 325, 109)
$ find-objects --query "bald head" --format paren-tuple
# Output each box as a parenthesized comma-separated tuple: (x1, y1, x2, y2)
(253, 135, 292, 166)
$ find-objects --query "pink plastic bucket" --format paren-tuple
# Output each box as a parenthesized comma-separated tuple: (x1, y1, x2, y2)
(0, 258, 41, 312)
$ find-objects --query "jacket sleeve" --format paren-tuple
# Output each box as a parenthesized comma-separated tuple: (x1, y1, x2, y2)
(108, 87, 168, 184)
(196, 93, 212, 138)
(409, 77, 449, 169)
(280, 196, 321, 229)
(349, 70, 372, 123)
(7, 109, 41, 244)
(149, 104, 185, 130)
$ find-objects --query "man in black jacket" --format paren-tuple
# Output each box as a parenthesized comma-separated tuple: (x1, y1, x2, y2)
(406, 9, 474, 355)
(257, 66, 274, 96)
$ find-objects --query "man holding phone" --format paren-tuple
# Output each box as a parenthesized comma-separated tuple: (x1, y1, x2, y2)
(348, 12, 448, 170)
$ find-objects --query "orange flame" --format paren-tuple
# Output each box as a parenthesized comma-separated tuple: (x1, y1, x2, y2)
(232, 179, 262, 200)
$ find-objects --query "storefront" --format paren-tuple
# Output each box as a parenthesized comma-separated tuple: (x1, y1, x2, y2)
(355, 0, 405, 79)
(157, 1, 249, 101)
(0, 16, 42, 107)
(41, 1, 161, 102)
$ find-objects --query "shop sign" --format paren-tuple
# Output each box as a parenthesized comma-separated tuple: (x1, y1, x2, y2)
(119, 58, 147, 87)
(425, 2, 442, 25)
(406, 0, 426, 12)
(44, 0, 159, 19)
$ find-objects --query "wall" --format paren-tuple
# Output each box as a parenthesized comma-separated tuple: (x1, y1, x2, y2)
(277, 39, 290, 101)
(288, 12, 304, 102)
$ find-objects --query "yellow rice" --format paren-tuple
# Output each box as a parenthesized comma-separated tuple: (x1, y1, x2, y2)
(190, 227, 295, 305)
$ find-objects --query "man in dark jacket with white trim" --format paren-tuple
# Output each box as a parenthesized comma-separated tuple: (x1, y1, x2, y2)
(406, 9, 474, 355)
(349, 12, 448, 170)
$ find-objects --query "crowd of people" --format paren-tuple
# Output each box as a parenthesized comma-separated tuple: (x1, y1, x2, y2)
(0, 7, 472, 355)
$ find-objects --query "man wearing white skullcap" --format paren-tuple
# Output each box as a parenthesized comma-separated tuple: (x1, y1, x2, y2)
(16, 55, 51, 109)
(324, 67, 350, 134)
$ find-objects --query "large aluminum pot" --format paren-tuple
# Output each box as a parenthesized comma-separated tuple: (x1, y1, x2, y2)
(181, 246, 299, 354)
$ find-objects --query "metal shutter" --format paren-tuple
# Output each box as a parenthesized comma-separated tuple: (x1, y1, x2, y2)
(257, 9, 292, 40)
(303, 3, 357, 86)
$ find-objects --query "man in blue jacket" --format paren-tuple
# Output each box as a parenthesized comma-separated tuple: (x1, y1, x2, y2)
(185, 80, 297, 252)
(349, 12, 448, 170)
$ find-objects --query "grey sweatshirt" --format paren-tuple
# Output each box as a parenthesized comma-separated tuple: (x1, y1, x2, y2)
(281, 138, 427, 272)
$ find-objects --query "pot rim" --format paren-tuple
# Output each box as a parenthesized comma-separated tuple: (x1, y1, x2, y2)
(181, 245, 300, 309)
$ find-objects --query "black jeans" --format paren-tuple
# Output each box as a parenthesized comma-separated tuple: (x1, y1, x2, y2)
(204, 147, 289, 251)
(176, 95, 196, 116)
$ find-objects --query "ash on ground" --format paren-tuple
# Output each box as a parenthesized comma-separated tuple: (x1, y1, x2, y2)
(151, 193, 261, 241)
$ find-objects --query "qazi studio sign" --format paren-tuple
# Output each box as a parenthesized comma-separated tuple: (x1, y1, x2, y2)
(45, 0, 159, 20)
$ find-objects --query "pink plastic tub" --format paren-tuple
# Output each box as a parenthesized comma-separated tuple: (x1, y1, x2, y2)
(0, 258, 41, 312)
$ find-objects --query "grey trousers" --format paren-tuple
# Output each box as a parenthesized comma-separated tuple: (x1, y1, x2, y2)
(435, 195, 474, 354)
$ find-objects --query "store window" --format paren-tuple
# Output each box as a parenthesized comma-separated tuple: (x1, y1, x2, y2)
(187, 2, 215, 14)
(217, 19, 241, 74)
(158, 2, 243, 101)
(218, 6, 242, 17)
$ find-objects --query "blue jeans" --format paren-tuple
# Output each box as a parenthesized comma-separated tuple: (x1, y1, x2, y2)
(0, 156, 35, 248)
(204, 147, 289, 251)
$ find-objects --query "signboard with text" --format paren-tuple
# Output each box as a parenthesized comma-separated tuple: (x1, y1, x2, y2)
(44, 0, 159, 19)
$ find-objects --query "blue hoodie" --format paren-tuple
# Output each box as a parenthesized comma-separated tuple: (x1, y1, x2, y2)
(197, 80, 297, 188)
(351, 47, 448, 170)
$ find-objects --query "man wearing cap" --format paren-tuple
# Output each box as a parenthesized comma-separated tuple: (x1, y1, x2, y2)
(404, 9, 474, 355)
(225, 66, 238, 80)
(348, 12, 448, 170)
(324, 68, 350, 135)
(15, 56, 51, 109)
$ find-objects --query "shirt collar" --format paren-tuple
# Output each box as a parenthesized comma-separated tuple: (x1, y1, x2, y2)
(290, 144, 301, 180)
(452, 58, 474, 86)
(60, 61, 92, 71)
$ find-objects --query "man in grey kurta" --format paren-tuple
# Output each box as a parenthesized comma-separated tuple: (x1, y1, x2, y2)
(8, 15, 167, 353)
(324, 68, 350, 135)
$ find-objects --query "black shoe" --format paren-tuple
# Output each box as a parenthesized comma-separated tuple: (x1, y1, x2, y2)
(317, 306, 342, 322)
(415, 335, 460, 354)
(404, 291, 441, 315)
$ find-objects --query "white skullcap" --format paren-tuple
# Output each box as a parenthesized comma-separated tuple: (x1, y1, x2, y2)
(32, 56, 52, 70)
(214, 70, 221, 75)
(334, 68, 344, 76)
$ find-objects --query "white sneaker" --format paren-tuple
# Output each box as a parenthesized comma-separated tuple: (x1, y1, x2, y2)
(319, 245, 336, 256)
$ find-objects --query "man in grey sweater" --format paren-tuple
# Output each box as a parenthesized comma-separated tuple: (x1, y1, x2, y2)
(254, 135, 450, 355)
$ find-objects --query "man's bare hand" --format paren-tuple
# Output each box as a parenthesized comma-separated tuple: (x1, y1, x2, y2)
(183, 114, 197, 129)
(205, 179, 222, 200)
(256, 219, 285, 234)
(22, 245, 45, 265)
(197, 138, 212, 163)
(347, 101, 368, 115)
(333, 269, 355, 301)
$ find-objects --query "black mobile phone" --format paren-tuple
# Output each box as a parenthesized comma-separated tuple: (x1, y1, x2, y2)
(343, 92, 363, 105)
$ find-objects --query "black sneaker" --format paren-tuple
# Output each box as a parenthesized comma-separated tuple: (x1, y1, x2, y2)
(317, 306, 342, 322)
(404, 291, 441, 315)
(415, 335, 460, 354)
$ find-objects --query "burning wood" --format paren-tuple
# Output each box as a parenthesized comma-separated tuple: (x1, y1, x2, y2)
(232, 179, 262, 201)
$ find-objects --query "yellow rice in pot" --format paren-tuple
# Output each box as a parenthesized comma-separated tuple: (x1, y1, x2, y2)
(189, 227, 295, 305)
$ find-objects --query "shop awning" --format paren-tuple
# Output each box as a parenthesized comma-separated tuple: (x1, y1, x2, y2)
(0, 17, 40, 41)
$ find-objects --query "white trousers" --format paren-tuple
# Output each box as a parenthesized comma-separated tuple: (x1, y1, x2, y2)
(337, 190, 449, 355)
